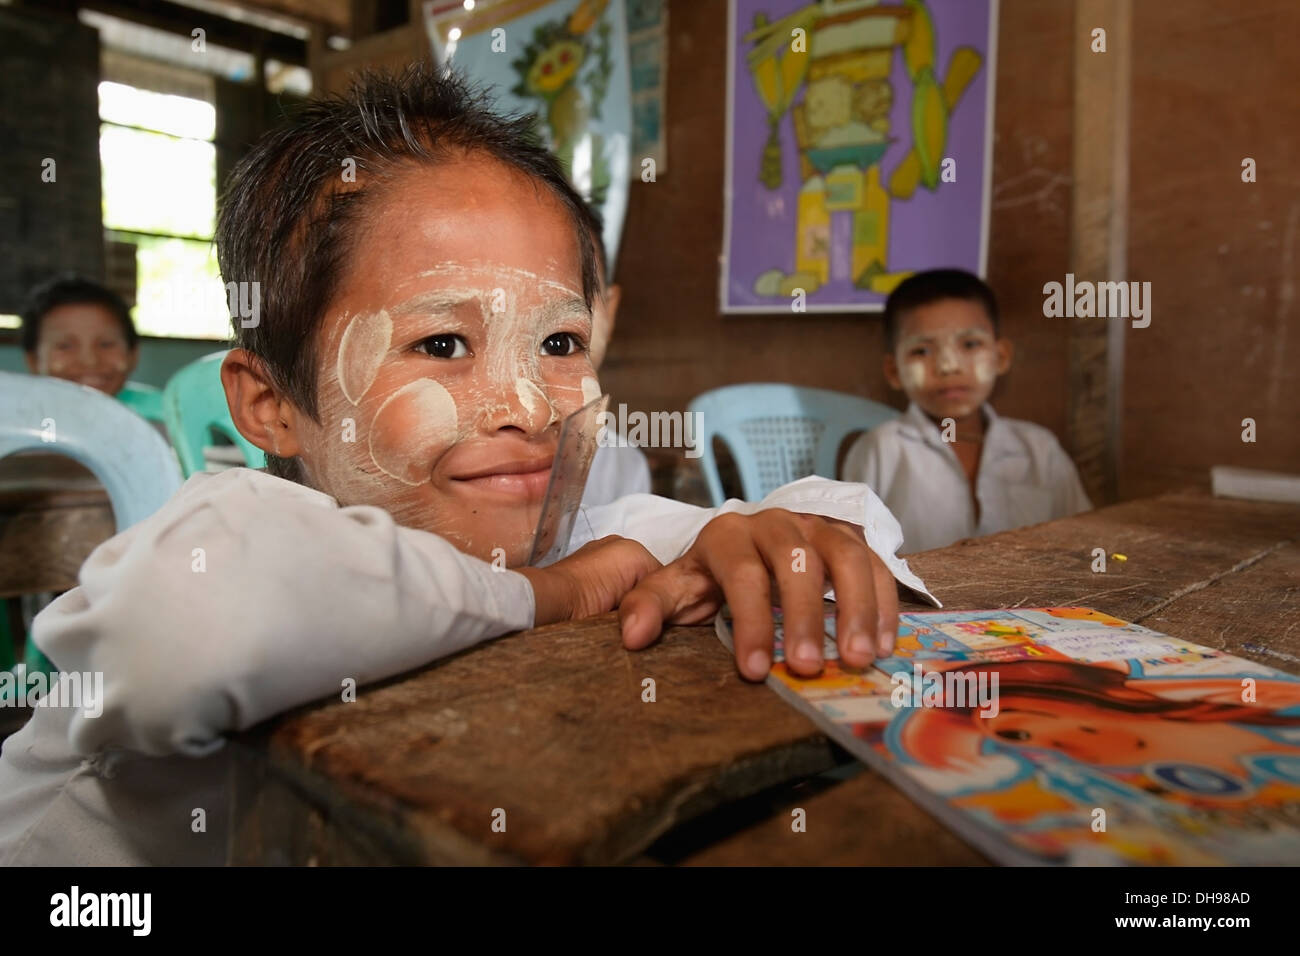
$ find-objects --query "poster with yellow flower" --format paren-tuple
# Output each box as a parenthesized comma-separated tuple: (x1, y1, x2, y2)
(425, 0, 632, 273)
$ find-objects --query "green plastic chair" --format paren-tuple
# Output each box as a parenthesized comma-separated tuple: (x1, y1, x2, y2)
(162, 351, 266, 477)
(117, 380, 166, 424)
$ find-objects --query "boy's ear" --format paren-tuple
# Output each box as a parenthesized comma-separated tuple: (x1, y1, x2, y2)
(882, 352, 904, 391)
(23, 351, 38, 375)
(589, 284, 622, 371)
(125, 345, 139, 377)
(221, 349, 304, 458)
(604, 283, 622, 327)
(995, 338, 1014, 374)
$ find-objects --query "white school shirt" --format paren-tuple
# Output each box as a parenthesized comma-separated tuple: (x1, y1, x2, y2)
(841, 402, 1092, 555)
(581, 441, 652, 508)
(0, 467, 933, 866)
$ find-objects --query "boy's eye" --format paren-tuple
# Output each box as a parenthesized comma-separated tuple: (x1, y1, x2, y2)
(909, 347, 928, 358)
(541, 332, 583, 357)
(964, 338, 987, 349)
(414, 334, 469, 359)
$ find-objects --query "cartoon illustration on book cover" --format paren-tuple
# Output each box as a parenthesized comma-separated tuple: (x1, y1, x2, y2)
(719, 606, 1300, 864)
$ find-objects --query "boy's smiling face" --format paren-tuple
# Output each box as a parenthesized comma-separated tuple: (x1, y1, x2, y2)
(286, 156, 598, 565)
(26, 304, 137, 396)
(884, 298, 1012, 422)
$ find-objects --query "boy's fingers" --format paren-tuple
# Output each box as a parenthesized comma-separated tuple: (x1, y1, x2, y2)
(711, 544, 775, 681)
(818, 520, 900, 657)
(758, 521, 825, 676)
(869, 551, 900, 657)
(618, 580, 670, 650)
(618, 557, 721, 651)
(681, 528, 777, 681)
(808, 521, 881, 669)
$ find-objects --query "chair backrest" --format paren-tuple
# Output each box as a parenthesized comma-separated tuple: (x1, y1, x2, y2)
(117, 380, 165, 424)
(162, 351, 266, 476)
(0, 372, 182, 529)
(686, 383, 899, 505)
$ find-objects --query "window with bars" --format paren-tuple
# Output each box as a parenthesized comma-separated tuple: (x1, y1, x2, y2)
(99, 80, 230, 339)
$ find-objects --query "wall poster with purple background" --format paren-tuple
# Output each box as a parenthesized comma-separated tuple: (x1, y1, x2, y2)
(722, 0, 997, 313)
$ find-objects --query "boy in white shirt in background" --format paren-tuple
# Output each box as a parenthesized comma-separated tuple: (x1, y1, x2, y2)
(841, 269, 1091, 555)
(578, 208, 652, 507)
(0, 66, 933, 865)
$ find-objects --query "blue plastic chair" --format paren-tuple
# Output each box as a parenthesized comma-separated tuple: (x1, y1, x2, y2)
(0, 372, 184, 678)
(117, 380, 166, 425)
(162, 351, 266, 477)
(687, 384, 900, 505)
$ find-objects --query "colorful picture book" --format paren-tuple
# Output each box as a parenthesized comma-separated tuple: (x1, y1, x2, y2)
(715, 605, 1300, 865)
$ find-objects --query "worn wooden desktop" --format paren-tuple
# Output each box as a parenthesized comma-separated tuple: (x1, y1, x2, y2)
(230, 491, 1300, 865)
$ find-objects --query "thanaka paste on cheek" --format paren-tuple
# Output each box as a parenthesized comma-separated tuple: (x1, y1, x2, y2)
(899, 357, 928, 391)
(972, 350, 998, 386)
(580, 375, 602, 406)
(369, 378, 459, 485)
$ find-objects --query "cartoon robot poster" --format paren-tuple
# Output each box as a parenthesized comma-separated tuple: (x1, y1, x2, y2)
(722, 0, 997, 313)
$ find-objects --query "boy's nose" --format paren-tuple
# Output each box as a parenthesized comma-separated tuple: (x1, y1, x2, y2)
(477, 376, 558, 435)
(935, 344, 961, 374)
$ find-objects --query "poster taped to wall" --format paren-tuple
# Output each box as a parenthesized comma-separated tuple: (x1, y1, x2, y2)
(424, 0, 632, 273)
(722, 0, 997, 313)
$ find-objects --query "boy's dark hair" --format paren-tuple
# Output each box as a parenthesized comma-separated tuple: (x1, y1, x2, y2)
(883, 268, 999, 350)
(215, 63, 598, 480)
(20, 274, 137, 353)
(579, 202, 609, 282)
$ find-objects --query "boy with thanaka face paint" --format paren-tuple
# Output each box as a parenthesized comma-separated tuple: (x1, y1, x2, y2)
(841, 269, 1092, 555)
(0, 67, 934, 865)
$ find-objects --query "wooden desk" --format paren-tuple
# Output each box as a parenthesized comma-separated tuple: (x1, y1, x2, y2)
(0, 454, 113, 599)
(230, 491, 1300, 865)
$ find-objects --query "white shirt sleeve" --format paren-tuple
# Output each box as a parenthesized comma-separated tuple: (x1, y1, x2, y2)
(32, 469, 535, 759)
(571, 475, 937, 604)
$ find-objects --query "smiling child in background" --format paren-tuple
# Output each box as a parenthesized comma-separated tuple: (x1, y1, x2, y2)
(20, 274, 138, 396)
(841, 269, 1091, 554)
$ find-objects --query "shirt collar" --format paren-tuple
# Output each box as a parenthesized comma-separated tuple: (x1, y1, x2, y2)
(900, 401, 1015, 456)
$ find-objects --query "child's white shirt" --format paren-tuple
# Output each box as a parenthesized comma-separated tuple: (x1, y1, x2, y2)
(581, 441, 652, 508)
(0, 467, 932, 865)
(841, 402, 1092, 555)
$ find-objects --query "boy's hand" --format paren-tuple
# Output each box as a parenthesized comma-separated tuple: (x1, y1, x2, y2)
(517, 536, 662, 626)
(617, 510, 899, 681)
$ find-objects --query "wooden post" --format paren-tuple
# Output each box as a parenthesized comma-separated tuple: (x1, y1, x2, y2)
(1069, 0, 1131, 505)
